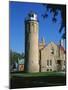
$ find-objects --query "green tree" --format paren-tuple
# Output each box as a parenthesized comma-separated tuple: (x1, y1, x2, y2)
(42, 4, 66, 39)
(10, 49, 25, 65)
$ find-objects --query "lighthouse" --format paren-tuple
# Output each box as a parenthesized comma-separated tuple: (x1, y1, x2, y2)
(25, 11, 39, 72)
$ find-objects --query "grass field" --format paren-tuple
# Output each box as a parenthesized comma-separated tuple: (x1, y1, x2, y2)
(10, 72, 66, 89)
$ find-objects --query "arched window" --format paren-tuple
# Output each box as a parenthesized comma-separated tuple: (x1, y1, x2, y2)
(26, 23, 30, 33)
(47, 60, 49, 66)
(50, 60, 52, 66)
(31, 22, 34, 32)
(50, 69, 52, 71)
(47, 69, 49, 71)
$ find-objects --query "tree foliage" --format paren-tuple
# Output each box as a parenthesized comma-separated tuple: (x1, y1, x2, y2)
(10, 50, 25, 65)
(42, 4, 66, 39)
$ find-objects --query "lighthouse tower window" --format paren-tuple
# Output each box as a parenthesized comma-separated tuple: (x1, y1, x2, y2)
(26, 23, 30, 33)
(31, 23, 34, 32)
(31, 14, 34, 17)
(32, 23, 34, 26)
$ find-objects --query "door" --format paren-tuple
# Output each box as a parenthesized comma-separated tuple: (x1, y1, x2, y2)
(57, 60, 62, 71)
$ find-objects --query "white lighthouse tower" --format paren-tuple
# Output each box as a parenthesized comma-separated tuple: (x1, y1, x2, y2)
(25, 11, 39, 72)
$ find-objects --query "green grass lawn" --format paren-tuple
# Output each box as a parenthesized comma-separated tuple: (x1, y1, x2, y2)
(10, 72, 66, 88)
(11, 72, 65, 77)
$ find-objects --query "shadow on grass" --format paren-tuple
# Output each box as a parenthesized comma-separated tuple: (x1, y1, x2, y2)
(10, 73, 66, 89)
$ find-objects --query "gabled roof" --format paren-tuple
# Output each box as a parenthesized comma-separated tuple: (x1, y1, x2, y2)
(40, 41, 65, 54)
(18, 59, 24, 64)
(45, 41, 57, 48)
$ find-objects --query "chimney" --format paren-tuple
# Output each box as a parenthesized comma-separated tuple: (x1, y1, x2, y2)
(60, 39, 64, 47)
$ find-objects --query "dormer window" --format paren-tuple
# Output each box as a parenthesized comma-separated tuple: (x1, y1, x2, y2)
(51, 47, 54, 54)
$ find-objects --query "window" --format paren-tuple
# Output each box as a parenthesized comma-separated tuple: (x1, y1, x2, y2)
(47, 69, 49, 71)
(51, 47, 54, 54)
(31, 23, 34, 32)
(26, 23, 30, 33)
(47, 60, 49, 66)
(34, 24, 37, 33)
(47, 60, 52, 66)
(31, 23, 34, 26)
(50, 69, 52, 71)
(50, 60, 52, 66)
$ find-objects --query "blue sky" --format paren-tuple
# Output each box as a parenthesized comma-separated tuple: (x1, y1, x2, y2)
(10, 1, 64, 54)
